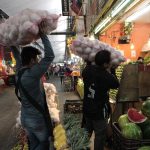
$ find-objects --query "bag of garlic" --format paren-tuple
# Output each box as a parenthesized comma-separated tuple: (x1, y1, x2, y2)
(43, 83, 60, 123)
(0, 8, 60, 46)
(70, 36, 126, 65)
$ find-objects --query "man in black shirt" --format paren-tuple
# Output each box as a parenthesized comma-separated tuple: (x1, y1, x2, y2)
(82, 50, 119, 150)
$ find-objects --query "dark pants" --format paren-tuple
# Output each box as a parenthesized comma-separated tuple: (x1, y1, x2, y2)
(84, 117, 107, 150)
(60, 76, 64, 85)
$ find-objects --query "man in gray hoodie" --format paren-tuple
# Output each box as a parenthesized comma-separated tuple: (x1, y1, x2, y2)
(11, 23, 55, 150)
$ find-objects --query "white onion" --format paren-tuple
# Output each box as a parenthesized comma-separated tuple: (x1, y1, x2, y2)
(111, 59, 120, 65)
(75, 47, 83, 53)
(0, 9, 59, 46)
(29, 13, 41, 24)
(89, 52, 96, 62)
(81, 43, 87, 48)
(82, 54, 89, 60)
(84, 47, 92, 54)
(73, 40, 81, 47)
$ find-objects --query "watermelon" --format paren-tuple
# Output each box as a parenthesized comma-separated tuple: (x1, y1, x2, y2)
(122, 123, 142, 140)
(138, 146, 150, 150)
(141, 100, 150, 118)
(118, 114, 129, 129)
(143, 125, 150, 139)
(138, 119, 150, 131)
(127, 108, 147, 123)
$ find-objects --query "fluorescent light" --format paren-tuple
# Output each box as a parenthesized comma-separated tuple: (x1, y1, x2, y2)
(94, 17, 111, 34)
(126, 4, 150, 22)
(111, 0, 131, 17)
(94, 0, 132, 34)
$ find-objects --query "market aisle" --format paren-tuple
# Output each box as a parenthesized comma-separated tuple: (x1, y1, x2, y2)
(0, 86, 20, 150)
(47, 76, 80, 120)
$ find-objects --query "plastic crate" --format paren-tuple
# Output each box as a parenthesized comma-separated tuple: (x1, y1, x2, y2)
(64, 100, 83, 113)
(112, 122, 150, 150)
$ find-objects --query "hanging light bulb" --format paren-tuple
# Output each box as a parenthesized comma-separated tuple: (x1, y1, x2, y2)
(130, 43, 135, 50)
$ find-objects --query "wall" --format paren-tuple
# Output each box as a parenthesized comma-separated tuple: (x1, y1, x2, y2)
(99, 23, 150, 61)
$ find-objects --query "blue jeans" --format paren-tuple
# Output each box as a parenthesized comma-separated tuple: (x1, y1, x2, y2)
(21, 117, 50, 150)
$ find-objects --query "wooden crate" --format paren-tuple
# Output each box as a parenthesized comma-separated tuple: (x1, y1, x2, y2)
(64, 100, 83, 113)
(117, 64, 139, 102)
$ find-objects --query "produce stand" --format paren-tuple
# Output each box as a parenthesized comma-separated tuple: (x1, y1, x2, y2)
(63, 100, 90, 150)
(112, 122, 150, 150)
(63, 76, 73, 92)
(111, 64, 150, 121)
(71, 72, 80, 91)
(112, 64, 150, 150)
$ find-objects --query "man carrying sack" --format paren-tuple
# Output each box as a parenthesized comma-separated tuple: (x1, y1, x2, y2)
(11, 21, 55, 150)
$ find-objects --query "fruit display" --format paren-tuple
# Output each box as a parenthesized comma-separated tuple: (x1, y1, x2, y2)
(117, 107, 150, 142)
(12, 128, 28, 150)
(109, 64, 124, 100)
(118, 114, 129, 129)
(138, 146, 150, 150)
(139, 117, 150, 140)
(138, 119, 150, 130)
(53, 124, 68, 150)
(0, 9, 60, 46)
(63, 76, 73, 92)
(144, 56, 150, 65)
(70, 36, 125, 65)
(76, 78, 84, 99)
(141, 99, 150, 118)
(122, 123, 142, 140)
(127, 108, 147, 123)
(143, 125, 150, 139)
(112, 108, 150, 150)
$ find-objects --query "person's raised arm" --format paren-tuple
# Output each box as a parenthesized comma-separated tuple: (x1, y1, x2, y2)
(29, 21, 55, 78)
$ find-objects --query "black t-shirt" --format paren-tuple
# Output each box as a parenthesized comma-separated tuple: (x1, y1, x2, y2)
(82, 65, 119, 120)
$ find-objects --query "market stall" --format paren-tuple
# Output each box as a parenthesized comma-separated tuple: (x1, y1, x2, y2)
(93, 1, 150, 149)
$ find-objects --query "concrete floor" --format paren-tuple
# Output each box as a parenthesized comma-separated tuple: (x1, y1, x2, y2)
(0, 86, 19, 150)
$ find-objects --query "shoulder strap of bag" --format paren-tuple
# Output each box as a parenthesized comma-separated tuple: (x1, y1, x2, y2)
(15, 68, 29, 102)
(15, 68, 53, 136)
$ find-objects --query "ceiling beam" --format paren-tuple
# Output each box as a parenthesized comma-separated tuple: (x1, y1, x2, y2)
(50, 32, 76, 36)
